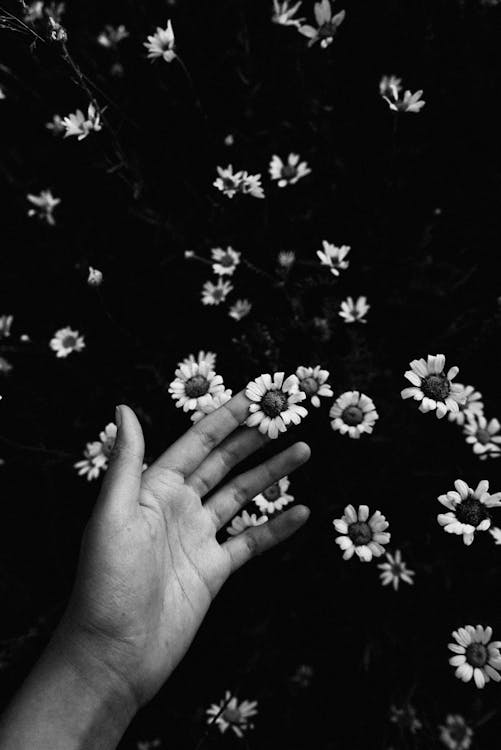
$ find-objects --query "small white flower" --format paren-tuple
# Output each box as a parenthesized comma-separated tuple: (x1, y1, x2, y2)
(190, 389, 233, 422)
(269, 153, 311, 187)
(201, 278, 233, 305)
(330, 391, 378, 438)
(437, 479, 501, 546)
(379, 75, 402, 98)
(448, 624, 501, 688)
(23, 1, 45, 23)
(227, 509, 268, 536)
(206, 691, 258, 738)
(45, 114, 65, 135)
(213, 164, 243, 198)
(295, 365, 333, 407)
(447, 384, 484, 425)
(439, 714, 473, 750)
(463, 415, 501, 460)
(87, 266, 103, 287)
(211, 246, 241, 276)
(272, 0, 305, 27)
(27, 189, 61, 226)
(253, 476, 294, 514)
(0, 357, 13, 375)
(0, 315, 13, 338)
(62, 103, 102, 140)
(333, 504, 390, 562)
(169, 360, 225, 413)
(339, 295, 369, 323)
(278, 250, 296, 268)
(240, 171, 265, 198)
(245, 372, 308, 439)
(378, 550, 415, 590)
(400, 354, 465, 419)
(299, 0, 346, 48)
(180, 350, 217, 370)
(144, 21, 176, 62)
(49, 326, 85, 358)
(317, 241, 350, 276)
(74, 423, 117, 481)
(229, 299, 252, 321)
(389, 704, 422, 734)
(97, 24, 129, 48)
(489, 526, 501, 545)
(383, 84, 426, 113)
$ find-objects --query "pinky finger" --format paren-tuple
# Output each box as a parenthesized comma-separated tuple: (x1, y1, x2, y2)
(223, 504, 310, 573)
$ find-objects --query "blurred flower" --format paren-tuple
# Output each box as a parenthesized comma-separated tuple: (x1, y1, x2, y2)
(48, 15, 67, 42)
(299, 0, 346, 48)
(180, 351, 217, 370)
(295, 365, 333, 407)
(97, 24, 129, 48)
(201, 278, 233, 305)
(400, 354, 464, 419)
(74, 423, 117, 481)
(447, 384, 484, 425)
(23, 1, 45, 22)
(278, 250, 296, 268)
(290, 664, 314, 688)
(378, 550, 414, 590)
(437, 479, 501, 546)
(87, 266, 103, 287)
(229, 299, 252, 321)
(62, 103, 102, 140)
(0, 315, 13, 338)
(206, 691, 258, 737)
(144, 22, 176, 62)
(27, 189, 60, 225)
(448, 624, 501, 688)
(379, 75, 402, 98)
(390, 704, 422, 734)
(0, 357, 13, 375)
(49, 326, 85, 358)
(490, 526, 501, 544)
(383, 85, 426, 113)
(269, 153, 311, 187)
(0, 86, 6, 100)
(253, 476, 294, 514)
(339, 295, 369, 323)
(330, 391, 378, 438)
(191, 389, 233, 422)
(211, 246, 241, 276)
(246, 373, 308, 439)
(227, 509, 268, 536)
(317, 241, 350, 276)
(333, 504, 390, 562)
(272, 0, 305, 27)
(224, 133, 234, 146)
(137, 740, 162, 750)
(463, 415, 501, 460)
(46, 114, 65, 135)
(213, 165, 243, 198)
(240, 171, 265, 198)
(439, 714, 473, 750)
(169, 360, 225, 413)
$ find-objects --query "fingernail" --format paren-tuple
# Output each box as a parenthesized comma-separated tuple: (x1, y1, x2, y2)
(115, 405, 122, 428)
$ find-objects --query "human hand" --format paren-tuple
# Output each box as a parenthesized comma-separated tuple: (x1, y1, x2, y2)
(56, 391, 310, 716)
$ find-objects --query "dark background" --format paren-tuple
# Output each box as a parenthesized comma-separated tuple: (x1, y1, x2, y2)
(1, 0, 501, 747)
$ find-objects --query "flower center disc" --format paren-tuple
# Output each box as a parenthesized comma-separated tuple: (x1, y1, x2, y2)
(222, 707, 242, 724)
(342, 406, 364, 426)
(422, 374, 450, 400)
(185, 375, 210, 398)
(300, 377, 319, 396)
(476, 428, 491, 445)
(263, 482, 281, 502)
(348, 521, 372, 545)
(281, 164, 297, 180)
(62, 335, 76, 348)
(261, 390, 287, 417)
(219, 254, 234, 267)
(455, 496, 489, 527)
(466, 642, 488, 667)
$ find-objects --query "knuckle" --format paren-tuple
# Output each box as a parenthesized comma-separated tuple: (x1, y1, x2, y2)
(193, 423, 220, 453)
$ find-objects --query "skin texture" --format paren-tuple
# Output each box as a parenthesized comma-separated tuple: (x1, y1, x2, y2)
(0, 390, 310, 750)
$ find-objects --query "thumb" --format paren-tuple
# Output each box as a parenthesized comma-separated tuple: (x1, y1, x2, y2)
(98, 404, 145, 514)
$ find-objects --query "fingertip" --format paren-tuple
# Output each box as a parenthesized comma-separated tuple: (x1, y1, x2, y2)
(293, 441, 311, 463)
(291, 504, 310, 523)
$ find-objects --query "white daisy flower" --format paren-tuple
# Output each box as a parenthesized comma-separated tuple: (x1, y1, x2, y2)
(27, 189, 61, 226)
(211, 246, 241, 276)
(379, 75, 402, 98)
(339, 295, 370, 323)
(87, 266, 103, 287)
(383, 85, 426, 113)
(23, 1, 44, 23)
(269, 153, 311, 187)
(227, 509, 268, 536)
(489, 526, 501, 544)
(333, 504, 390, 562)
(201, 278, 233, 306)
(206, 691, 258, 738)
(49, 326, 85, 358)
(447, 384, 484, 425)
(97, 24, 129, 48)
(213, 164, 243, 198)
(245, 372, 308, 439)
(448, 624, 501, 688)
(299, 0, 346, 48)
(240, 171, 265, 198)
(74, 441, 108, 481)
(169, 360, 225, 413)
(190, 389, 233, 422)
(437, 479, 501, 546)
(378, 550, 415, 590)
(439, 714, 473, 750)
(295, 365, 333, 407)
(329, 391, 379, 438)
(316, 241, 350, 276)
(144, 21, 175, 62)
(400, 354, 465, 419)
(253, 476, 294, 514)
(46, 114, 65, 136)
(229, 299, 252, 321)
(0, 314, 13, 338)
(180, 350, 217, 370)
(62, 103, 102, 140)
(272, 0, 305, 27)
(278, 250, 296, 268)
(463, 415, 501, 460)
